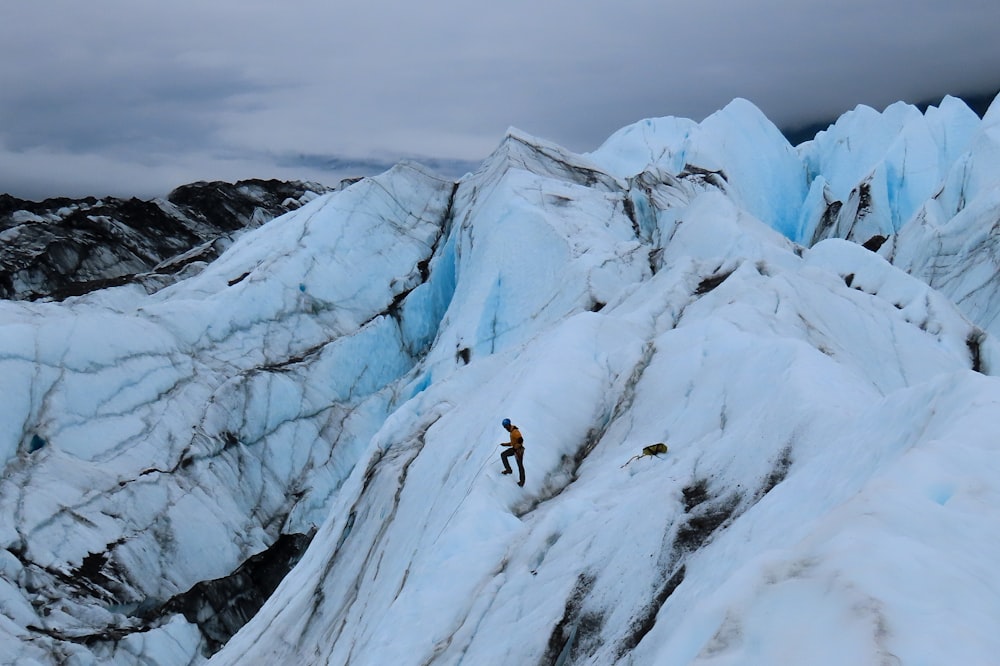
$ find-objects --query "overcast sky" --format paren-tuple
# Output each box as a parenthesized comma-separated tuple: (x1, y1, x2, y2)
(3, 1, 1000, 201)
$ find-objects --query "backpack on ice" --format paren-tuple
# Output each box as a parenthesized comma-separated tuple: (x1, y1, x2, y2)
(621, 442, 668, 467)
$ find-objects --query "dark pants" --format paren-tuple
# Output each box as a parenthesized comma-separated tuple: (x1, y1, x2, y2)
(501, 447, 525, 485)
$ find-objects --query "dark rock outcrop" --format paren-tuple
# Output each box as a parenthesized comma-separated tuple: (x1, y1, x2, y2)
(0, 179, 336, 301)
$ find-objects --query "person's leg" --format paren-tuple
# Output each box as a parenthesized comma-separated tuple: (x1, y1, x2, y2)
(500, 448, 514, 474)
(515, 450, 525, 486)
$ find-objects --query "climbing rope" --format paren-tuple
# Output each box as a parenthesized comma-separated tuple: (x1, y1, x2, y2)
(434, 442, 501, 543)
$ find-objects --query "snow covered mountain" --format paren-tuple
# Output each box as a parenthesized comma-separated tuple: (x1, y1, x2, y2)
(2, 94, 1000, 665)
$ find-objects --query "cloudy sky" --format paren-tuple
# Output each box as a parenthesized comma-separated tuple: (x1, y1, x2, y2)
(3, 1, 1000, 201)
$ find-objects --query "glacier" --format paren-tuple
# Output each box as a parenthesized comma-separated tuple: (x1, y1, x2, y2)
(2, 93, 1000, 665)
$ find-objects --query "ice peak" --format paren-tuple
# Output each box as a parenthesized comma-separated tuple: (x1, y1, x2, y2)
(4, 92, 1000, 665)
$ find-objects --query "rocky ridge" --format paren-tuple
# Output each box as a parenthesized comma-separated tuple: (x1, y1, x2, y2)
(0, 179, 341, 301)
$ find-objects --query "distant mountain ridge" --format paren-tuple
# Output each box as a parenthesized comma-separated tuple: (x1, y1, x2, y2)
(0, 179, 337, 301)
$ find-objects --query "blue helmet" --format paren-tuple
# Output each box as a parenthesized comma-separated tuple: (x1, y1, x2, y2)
(501, 418, 511, 428)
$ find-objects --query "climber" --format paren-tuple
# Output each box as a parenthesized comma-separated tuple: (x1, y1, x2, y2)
(499, 418, 525, 487)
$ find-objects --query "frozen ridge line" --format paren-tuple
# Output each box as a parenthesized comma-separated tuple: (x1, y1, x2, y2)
(0, 94, 999, 664)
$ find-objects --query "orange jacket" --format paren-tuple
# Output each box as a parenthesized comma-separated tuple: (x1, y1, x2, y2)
(505, 426, 524, 452)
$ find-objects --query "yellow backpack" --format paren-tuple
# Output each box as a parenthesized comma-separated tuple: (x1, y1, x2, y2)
(621, 442, 668, 468)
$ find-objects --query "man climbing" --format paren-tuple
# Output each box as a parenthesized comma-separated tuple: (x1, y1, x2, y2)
(500, 418, 525, 487)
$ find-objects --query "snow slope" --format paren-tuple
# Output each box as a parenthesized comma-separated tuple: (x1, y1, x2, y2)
(2, 94, 1000, 665)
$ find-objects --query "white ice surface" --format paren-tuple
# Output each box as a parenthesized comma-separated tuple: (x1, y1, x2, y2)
(2, 95, 1000, 665)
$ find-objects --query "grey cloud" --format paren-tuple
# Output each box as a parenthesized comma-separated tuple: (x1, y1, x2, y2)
(0, 62, 275, 157)
(2, 0, 1000, 199)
